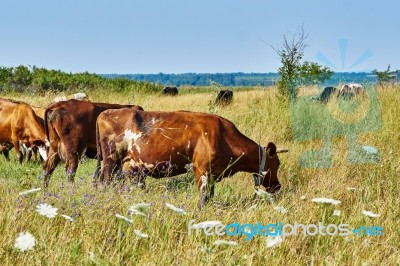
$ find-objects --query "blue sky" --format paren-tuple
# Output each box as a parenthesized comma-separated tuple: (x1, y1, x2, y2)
(0, 0, 399, 74)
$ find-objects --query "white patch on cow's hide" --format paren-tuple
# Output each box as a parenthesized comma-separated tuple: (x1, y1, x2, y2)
(38, 146, 48, 161)
(129, 159, 154, 169)
(184, 163, 193, 172)
(123, 129, 142, 153)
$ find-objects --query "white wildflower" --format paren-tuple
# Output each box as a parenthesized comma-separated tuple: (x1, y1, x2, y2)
(165, 203, 186, 215)
(14, 232, 36, 252)
(362, 210, 380, 218)
(36, 203, 58, 218)
(266, 235, 283, 248)
(363, 239, 371, 247)
(311, 197, 341, 205)
(255, 189, 274, 201)
(115, 213, 133, 223)
(88, 251, 95, 262)
(134, 229, 149, 238)
(274, 206, 288, 214)
(333, 210, 341, 216)
(346, 187, 356, 191)
(129, 203, 150, 216)
(19, 188, 41, 196)
(61, 214, 74, 222)
(300, 195, 306, 200)
(213, 240, 238, 246)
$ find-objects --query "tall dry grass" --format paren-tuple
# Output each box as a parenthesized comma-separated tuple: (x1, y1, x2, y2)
(0, 85, 399, 265)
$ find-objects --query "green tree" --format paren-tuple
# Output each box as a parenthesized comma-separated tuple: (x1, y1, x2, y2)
(270, 27, 309, 99)
(372, 65, 399, 88)
(12, 65, 32, 91)
(298, 61, 333, 85)
(0, 66, 13, 90)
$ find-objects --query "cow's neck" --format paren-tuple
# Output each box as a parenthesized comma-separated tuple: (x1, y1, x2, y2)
(233, 141, 264, 175)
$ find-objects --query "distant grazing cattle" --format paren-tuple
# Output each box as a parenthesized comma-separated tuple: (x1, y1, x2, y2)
(95, 109, 288, 209)
(0, 99, 48, 163)
(337, 83, 364, 99)
(73, 92, 88, 100)
(53, 92, 89, 103)
(216, 90, 233, 105)
(161, 87, 178, 96)
(42, 99, 143, 187)
(313, 87, 337, 104)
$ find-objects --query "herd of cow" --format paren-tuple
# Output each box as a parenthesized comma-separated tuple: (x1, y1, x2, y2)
(313, 83, 365, 103)
(0, 94, 287, 208)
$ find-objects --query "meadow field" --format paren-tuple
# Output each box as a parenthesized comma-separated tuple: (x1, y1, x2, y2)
(0, 85, 399, 265)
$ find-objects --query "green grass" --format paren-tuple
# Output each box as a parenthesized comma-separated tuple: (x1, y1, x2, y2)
(0, 86, 399, 265)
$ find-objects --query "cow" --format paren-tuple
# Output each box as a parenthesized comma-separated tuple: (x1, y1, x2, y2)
(42, 99, 143, 187)
(312, 87, 336, 104)
(94, 109, 288, 209)
(0, 98, 46, 162)
(216, 90, 233, 105)
(53, 92, 89, 103)
(0, 99, 48, 163)
(161, 86, 178, 96)
(337, 83, 364, 99)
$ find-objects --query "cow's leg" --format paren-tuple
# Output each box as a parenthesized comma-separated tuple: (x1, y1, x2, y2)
(42, 148, 61, 187)
(101, 156, 118, 185)
(65, 152, 79, 183)
(3, 148, 10, 161)
(26, 148, 33, 162)
(12, 140, 23, 164)
(195, 170, 215, 209)
(0, 145, 10, 161)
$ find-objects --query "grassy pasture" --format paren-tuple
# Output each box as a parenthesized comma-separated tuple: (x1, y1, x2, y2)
(0, 86, 399, 265)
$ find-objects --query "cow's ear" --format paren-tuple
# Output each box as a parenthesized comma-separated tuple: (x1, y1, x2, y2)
(266, 142, 277, 156)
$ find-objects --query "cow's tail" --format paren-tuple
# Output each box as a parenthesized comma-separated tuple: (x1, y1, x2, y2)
(44, 108, 52, 146)
(94, 118, 102, 181)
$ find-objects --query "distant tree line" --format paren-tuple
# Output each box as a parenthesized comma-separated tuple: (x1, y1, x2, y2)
(0, 65, 161, 93)
(102, 73, 280, 87)
(103, 72, 384, 87)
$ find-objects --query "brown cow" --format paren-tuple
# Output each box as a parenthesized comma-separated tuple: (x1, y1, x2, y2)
(0, 99, 47, 163)
(0, 99, 47, 162)
(42, 99, 143, 187)
(95, 109, 288, 209)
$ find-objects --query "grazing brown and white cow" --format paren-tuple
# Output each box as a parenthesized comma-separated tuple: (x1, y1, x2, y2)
(0, 99, 48, 163)
(42, 99, 143, 187)
(95, 109, 288, 209)
(337, 83, 364, 98)
(53, 92, 89, 103)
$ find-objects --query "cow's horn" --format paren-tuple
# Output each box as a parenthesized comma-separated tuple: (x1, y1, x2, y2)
(276, 148, 289, 153)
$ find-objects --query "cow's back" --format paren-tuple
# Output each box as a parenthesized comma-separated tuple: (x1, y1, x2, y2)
(45, 99, 143, 157)
(98, 109, 251, 175)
